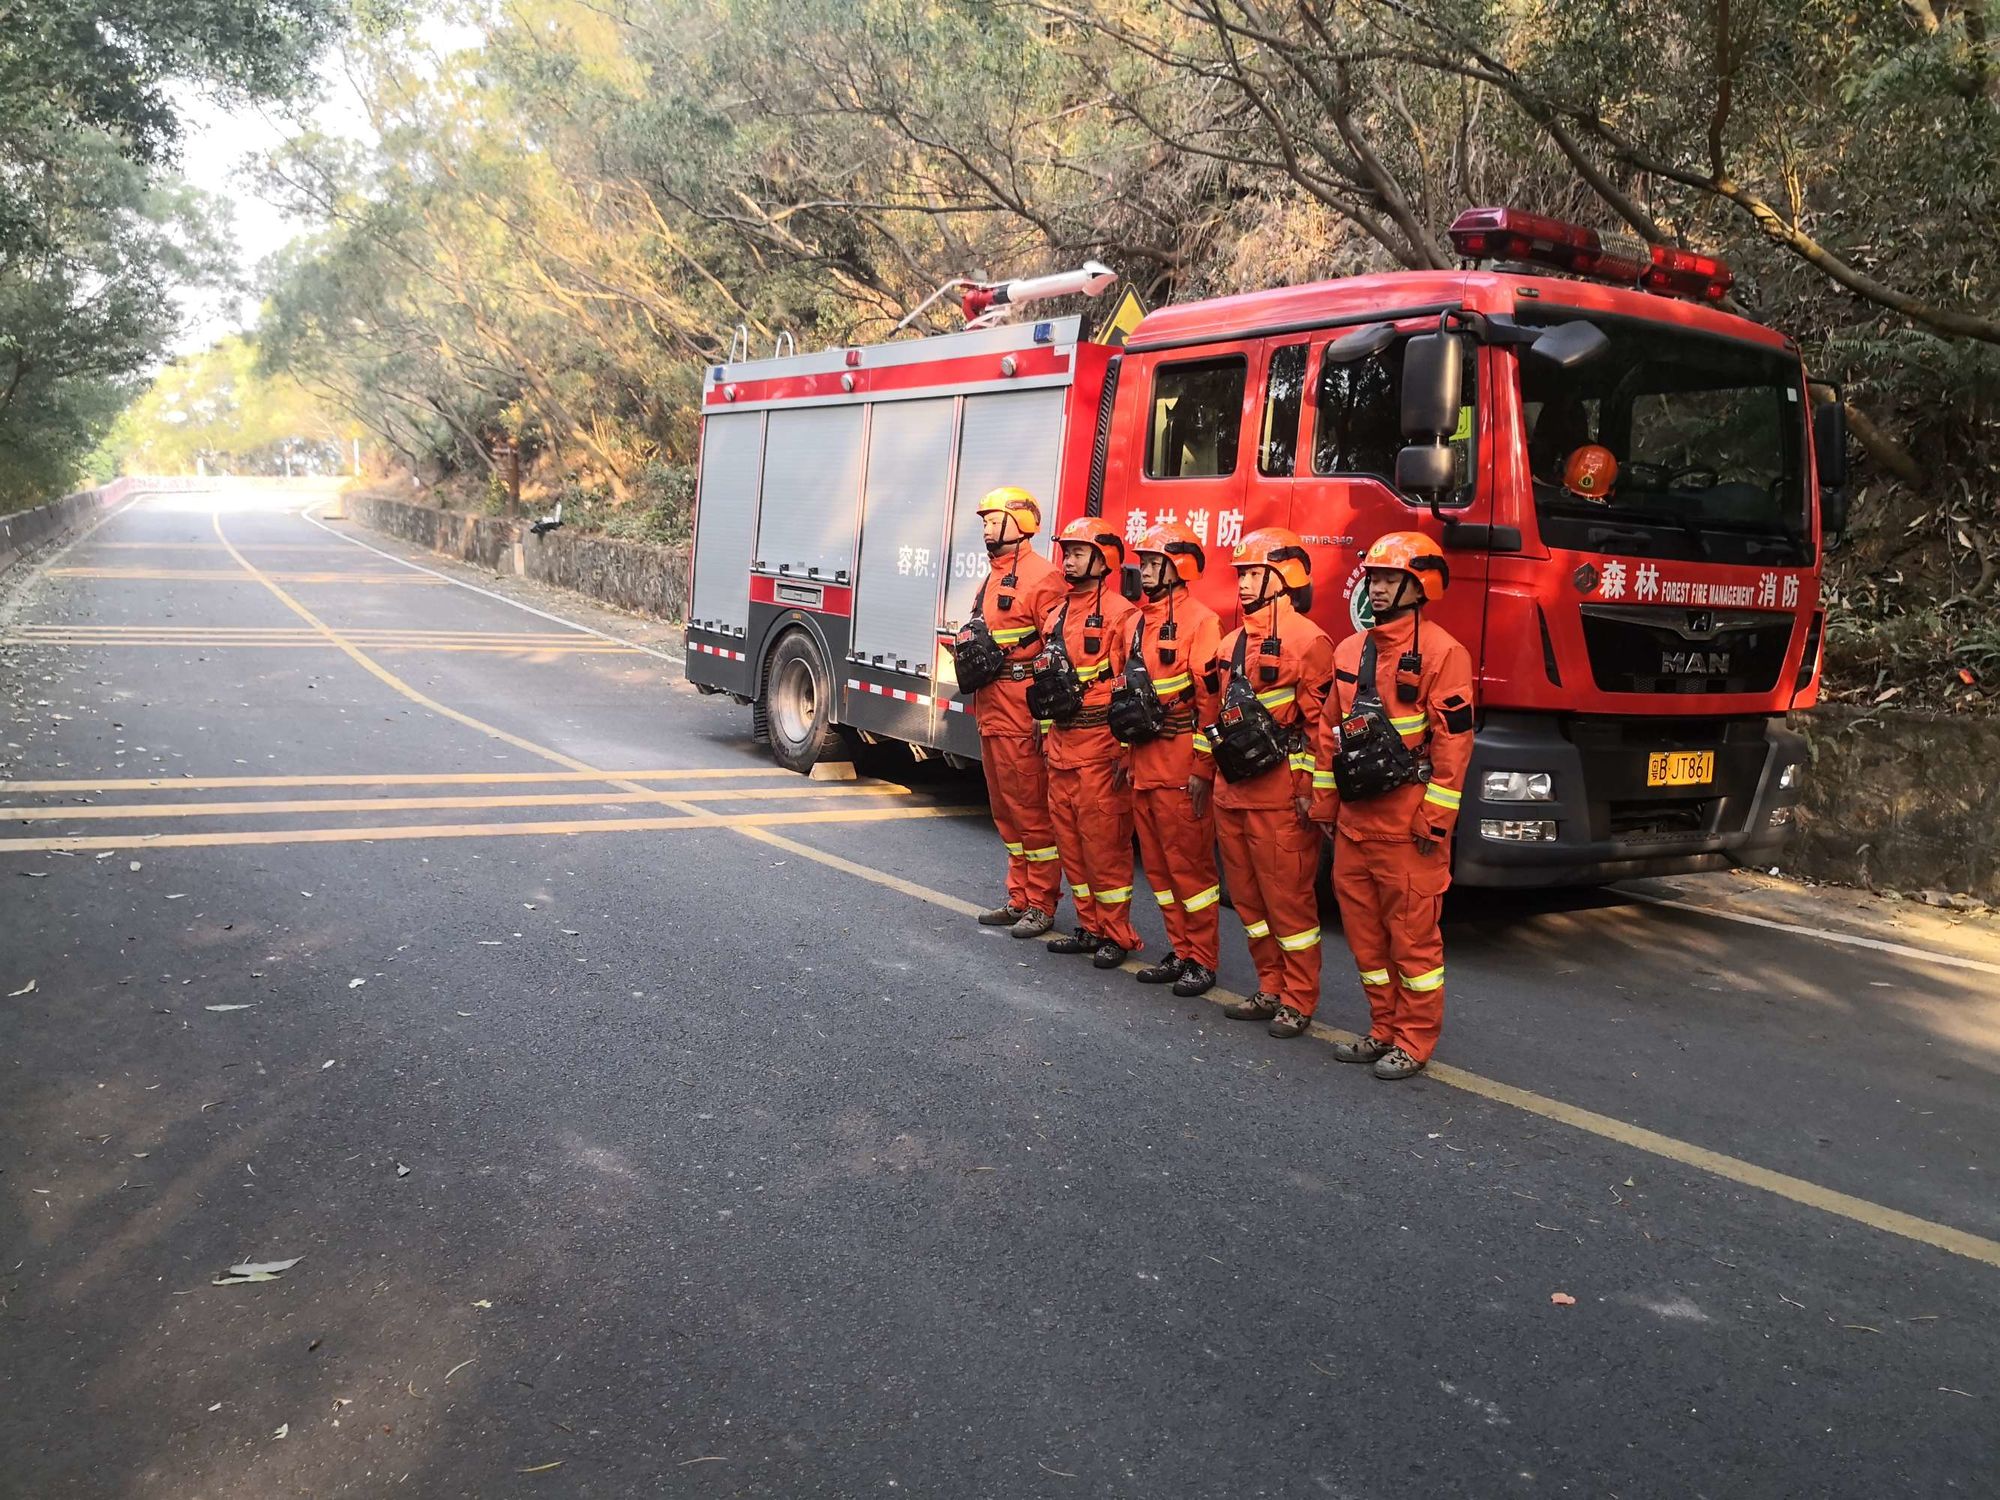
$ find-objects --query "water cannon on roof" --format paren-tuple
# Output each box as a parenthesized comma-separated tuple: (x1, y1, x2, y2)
(895, 261, 1118, 334)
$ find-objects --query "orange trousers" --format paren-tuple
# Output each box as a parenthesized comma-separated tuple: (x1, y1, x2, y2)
(1133, 786, 1220, 969)
(1046, 760, 1140, 950)
(1332, 832, 1448, 1061)
(981, 733, 1063, 914)
(1213, 803, 1323, 1014)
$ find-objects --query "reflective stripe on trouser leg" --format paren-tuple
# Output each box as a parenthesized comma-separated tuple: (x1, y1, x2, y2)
(1067, 756, 1140, 950)
(1244, 806, 1324, 1015)
(983, 732, 1061, 912)
(1045, 764, 1099, 933)
(1135, 781, 1221, 968)
(1343, 832, 1449, 1062)
(1213, 802, 1282, 993)
(1332, 832, 1396, 1043)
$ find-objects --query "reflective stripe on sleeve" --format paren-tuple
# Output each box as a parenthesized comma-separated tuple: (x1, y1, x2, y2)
(991, 626, 1036, 644)
(1023, 846, 1061, 862)
(1423, 784, 1462, 810)
(1191, 736, 1213, 755)
(1402, 965, 1445, 992)
(1276, 926, 1321, 952)
(1076, 662, 1107, 683)
(1288, 751, 1316, 773)
(1358, 967, 1392, 987)
(1153, 671, 1192, 694)
(1390, 712, 1428, 738)
(1097, 885, 1134, 904)
(1182, 884, 1221, 912)
(1256, 687, 1295, 710)
(1312, 771, 1338, 789)
(1243, 919, 1271, 939)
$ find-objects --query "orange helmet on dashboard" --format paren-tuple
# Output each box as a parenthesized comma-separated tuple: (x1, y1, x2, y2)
(1231, 527, 1311, 592)
(1055, 516, 1124, 573)
(1361, 530, 1450, 602)
(975, 485, 1043, 537)
(1136, 521, 1206, 584)
(1562, 444, 1618, 501)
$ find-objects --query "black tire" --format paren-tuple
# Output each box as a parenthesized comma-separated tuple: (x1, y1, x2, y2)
(762, 629, 844, 774)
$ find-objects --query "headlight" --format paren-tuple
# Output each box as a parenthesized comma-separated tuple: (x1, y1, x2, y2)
(1480, 818, 1558, 842)
(1482, 770, 1554, 802)
(1778, 762, 1803, 791)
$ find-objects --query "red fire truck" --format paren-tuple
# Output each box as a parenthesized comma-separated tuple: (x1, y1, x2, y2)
(685, 208, 1847, 886)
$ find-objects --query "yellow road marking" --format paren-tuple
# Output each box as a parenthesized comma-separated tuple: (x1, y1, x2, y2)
(2, 782, 908, 820)
(48, 566, 444, 583)
(9, 638, 639, 654)
(92, 541, 352, 551)
(13, 626, 602, 638)
(0, 802, 980, 854)
(201, 509, 2000, 1270)
(4, 768, 789, 793)
(744, 827, 2000, 1271)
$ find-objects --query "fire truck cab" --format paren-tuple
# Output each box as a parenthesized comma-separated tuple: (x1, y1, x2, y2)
(686, 210, 1847, 887)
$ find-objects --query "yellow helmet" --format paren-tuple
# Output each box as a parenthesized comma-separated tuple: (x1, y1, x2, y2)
(974, 486, 1042, 538)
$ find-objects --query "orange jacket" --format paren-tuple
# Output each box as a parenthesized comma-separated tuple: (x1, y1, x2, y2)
(1192, 595, 1333, 810)
(1038, 578, 1139, 769)
(1127, 587, 1221, 790)
(1310, 611, 1476, 842)
(970, 544, 1067, 739)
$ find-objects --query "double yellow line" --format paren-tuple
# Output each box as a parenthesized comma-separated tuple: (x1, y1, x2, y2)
(8, 624, 639, 655)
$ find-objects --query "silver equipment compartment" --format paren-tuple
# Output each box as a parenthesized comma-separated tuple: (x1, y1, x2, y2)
(688, 411, 764, 635)
(851, 397, 958, 673)
(757, 405, 864, 580)
(943, 388, 1065, 628)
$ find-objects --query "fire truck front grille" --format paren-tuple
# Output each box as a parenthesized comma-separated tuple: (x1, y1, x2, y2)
(1580, 606, 1791, 696)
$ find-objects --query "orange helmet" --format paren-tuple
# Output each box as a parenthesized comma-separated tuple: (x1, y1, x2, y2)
(1361, 530, 1450, 603)
(1562, 444, 1618, 501)
(1136, 520, 1205, 584)
(1055, 516, 1124, 573)
(1231, 526, 1311, 592)
(975, 485, 1042, 537)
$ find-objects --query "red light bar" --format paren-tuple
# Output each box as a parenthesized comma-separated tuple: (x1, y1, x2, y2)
(1448, 206, 1731, 301)
(1643, 244, 1734, 303)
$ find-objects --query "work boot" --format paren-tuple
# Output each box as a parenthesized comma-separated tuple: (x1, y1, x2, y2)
(978, 903, 1026, 927)
(1225, 991, 1280, 1022)
(1091, 939, 1128, 970)
(1371, 1046, 1426, 1081)
(1170, 962, 1217, 998)
(1133, 952, 1183, 984)
(1267, 1005, 1311, 1039)
(1046, 928, 1100, 955)
(1009, 907, 1054, 939)
(1333, 1036, 1392, 1065)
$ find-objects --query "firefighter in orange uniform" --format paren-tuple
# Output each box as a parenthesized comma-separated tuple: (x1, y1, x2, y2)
(1310, 532, 1475, 1080)
(1120, 523, 1224, 997)
(1190, 528, 1334, 1038)
(955, 487, 1067, 939)
(1035, 518, 1143, 967)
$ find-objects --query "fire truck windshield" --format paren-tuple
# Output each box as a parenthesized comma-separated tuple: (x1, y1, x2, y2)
(1517, 315, 1810, 567)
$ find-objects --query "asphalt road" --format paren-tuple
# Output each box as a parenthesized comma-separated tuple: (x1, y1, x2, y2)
(2, 489, 1995, 1499)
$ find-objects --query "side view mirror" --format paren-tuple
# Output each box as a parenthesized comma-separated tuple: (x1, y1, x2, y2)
(1396, 331, 1462, 507)
(1813, 399, 1850, 538)
(1525, 319, 1610, 370)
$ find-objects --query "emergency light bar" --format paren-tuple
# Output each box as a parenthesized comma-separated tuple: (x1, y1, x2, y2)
(1447, 207, 1733, 304)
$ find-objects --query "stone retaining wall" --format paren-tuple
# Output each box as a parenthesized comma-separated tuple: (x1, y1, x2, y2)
(1788, 706, 1999, 903)
(343, 491, 691, 622)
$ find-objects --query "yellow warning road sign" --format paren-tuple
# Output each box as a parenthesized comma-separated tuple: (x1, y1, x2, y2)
(1092, 286, 1148, 347)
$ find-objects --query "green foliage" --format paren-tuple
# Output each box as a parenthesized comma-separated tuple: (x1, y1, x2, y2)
(0, 0, 348, 510)
(100, 334, 358, 476)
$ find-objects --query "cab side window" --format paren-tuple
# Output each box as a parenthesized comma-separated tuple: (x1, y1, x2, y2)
(1146, 356, 1246, 479)
(1313, 337, 1476, 490)
(1259, 343, 1309, 477)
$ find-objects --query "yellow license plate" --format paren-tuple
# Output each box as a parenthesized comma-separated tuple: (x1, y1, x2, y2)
(1647, 750, 1715, 788)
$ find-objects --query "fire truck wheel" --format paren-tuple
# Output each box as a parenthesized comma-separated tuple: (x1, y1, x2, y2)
(763, 629, 844, 774)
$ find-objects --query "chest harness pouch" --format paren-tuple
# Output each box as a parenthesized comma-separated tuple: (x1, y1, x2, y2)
(1330, 635, 1426, 801)
(1107, 615, 1169, 744)
(950, 569, 1020, 695)
(1203, 631, 1290, 782)
(1025, 598, 1086, 723)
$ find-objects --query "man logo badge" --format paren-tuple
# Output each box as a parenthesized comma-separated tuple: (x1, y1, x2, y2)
(1662, 651, 1729, 674)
